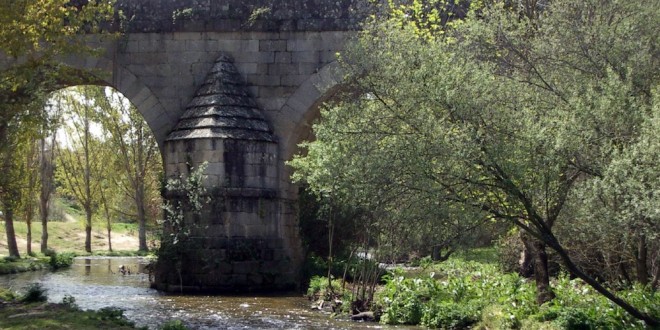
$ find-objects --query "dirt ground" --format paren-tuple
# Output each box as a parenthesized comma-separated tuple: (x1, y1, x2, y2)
(0, 223, 139, 256)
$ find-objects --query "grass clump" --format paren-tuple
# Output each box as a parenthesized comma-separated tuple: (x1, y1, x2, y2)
(160, 320, 188, 330)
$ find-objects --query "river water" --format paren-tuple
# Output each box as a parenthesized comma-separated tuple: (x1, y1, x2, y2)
(0, 257, 413, 329)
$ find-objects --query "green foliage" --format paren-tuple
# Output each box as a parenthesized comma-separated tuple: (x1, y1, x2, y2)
(306, 276, 343, 300)
(48, 251, 76, 270)
(0, 287, 16, 302)
(375, 257, 659, 329)
(95, 307, 136, 327)
(61, 294, 77, 309)
(160, 320, 188, 330)
(20, 283, 48, 303)
(291, 0, 659, 324)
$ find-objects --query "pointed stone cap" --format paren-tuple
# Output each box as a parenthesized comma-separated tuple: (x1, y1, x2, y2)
(166, 55, 276, 142)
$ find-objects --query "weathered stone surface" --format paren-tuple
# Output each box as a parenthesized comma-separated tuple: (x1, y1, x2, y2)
(113, 0, 374, 33)
(9, 0, 371, 294)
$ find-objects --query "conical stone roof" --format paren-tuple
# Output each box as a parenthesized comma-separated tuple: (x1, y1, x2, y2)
(166, 54, 276, 142)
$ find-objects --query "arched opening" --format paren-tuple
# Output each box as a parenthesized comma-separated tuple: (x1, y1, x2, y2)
(1, 83, 164, 256)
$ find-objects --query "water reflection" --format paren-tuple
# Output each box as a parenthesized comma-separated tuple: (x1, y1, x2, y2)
(0, 257, 415, 329)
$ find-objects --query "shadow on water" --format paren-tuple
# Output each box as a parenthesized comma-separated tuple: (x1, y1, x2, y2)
(0, 257, 417, 329)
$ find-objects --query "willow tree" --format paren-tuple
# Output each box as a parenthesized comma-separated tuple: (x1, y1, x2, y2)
(0, 0, 114, 257)
(291, 0, 658, 326)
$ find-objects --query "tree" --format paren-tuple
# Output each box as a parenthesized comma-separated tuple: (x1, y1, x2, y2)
(291, 0, 658, 325)
(0, 0, 114, 257)
(21, 139, 40, 256)
(92, 87, 160, 252)
(54, 87, 106, 253)
(39, 120, 59, 254)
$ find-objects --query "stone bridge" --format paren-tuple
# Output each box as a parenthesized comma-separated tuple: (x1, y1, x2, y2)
(53, 0, 374, 292)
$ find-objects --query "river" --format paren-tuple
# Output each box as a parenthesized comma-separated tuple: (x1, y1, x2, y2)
(0, 257, 414, 329)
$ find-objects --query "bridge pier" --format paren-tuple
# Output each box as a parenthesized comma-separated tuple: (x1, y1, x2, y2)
(153, 55, 301, 292)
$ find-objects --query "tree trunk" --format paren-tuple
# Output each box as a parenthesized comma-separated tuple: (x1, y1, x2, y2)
(519, 232, 534, 278)
(521, 233, 555, 305)
(3, 206, 21, 258)
(545, 232, 659, 327)
(84, 207, 92, 253)
(39, 137, 52, 254)
(26, 220, 32, 256)
(136, 185, 148, 252)
(107, 225, 112, 252)
(635, 234, 649, 286)
(40, 200, 49, 253)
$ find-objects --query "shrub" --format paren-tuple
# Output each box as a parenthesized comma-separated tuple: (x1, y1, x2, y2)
(0, 287, 16, 302)
(49, 252, 76, 270)
(161, 320, 188, 330)
(421, 300, 480, 329)
(306, 276, 343, 300)
(62, 294, 77, 309)
(21, 283, 48, 303)
(95, 307, 135, 327)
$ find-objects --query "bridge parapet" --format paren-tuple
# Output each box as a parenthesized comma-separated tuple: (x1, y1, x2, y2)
(115, 0, 374, 33)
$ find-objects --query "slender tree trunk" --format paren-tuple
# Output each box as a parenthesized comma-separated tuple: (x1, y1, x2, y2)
(3, 206, 21, 258)
(1, 145, 21, 258)
(635, 234, 649, 286)
(136, 185, 148, 251)
(39, 137, 52, 254)
(546, 232, 659, 327)
(26, 220, 32, 256)
(84, 205, 92, 253)
(100, 189, 113, 252)
(521, 233, 555, 304)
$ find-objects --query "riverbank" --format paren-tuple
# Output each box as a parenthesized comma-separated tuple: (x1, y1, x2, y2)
(0, 287, 140, 329)
(0, 257, 50, 275)
(306, 251, 660, 329)
(0, 220, 145, 257)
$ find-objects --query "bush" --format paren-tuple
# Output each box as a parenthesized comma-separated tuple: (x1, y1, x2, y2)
(48, 251, 76, 270)
(21, 283, 48, 303)
(306, 276, 343, 300)
(161, 320, 188, 330)
(95, 307, 135, 327)
(0, 287, 16, 302)
(62, 294, 77, 309)
(421, 300, 481, 329)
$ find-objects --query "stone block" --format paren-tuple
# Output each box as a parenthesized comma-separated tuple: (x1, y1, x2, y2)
(205, 162, 225, 176)
(248, 274, 264, 285)
(292, 51, 320, 63)
(267, 63, 298, 76)
(281, 74, 309, 87)
(233, 261, 259, 274)
(247, 74, 281, 86)
(287, 37, 322, 52)
(274, 51, 292, 63)
(259, 40, 287, 52)
(234, 51, 275, 63)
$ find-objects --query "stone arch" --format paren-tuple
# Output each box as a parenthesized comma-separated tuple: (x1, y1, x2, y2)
(60, 52, 175, 152)
(273, 61, 345, 199)
(277, 61, 345, 162)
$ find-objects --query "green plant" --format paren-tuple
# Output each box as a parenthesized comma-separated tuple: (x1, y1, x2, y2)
(161, 319, 188, 330)
(21, 283, 48, 303)
(0, 287, 16, 302)
(95, 307, 135, 326)
(421, 300, 480, 329)
(49, 251, 76, 269)
(61, 294, 77, 309)
(306, 275, 342, 300)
